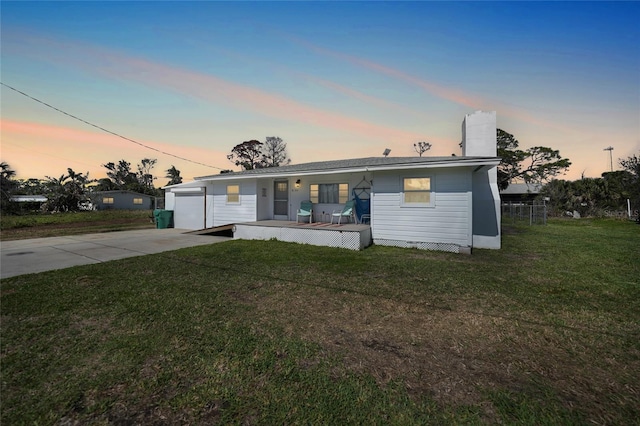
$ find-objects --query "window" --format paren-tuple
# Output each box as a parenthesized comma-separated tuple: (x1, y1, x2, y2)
(402, 177, 432, 206)
(309, 183, 348, 204)
(102, 197, 114, 204)
(133, 198, 143, 205)
(227, 184, 240, 203)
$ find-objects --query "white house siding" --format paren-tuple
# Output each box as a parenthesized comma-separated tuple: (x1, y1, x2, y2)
(211, 180, 257, 227)
(205, 188, 215, 228)
(165, 192, 175, 210)
(371, 168, 472, 250)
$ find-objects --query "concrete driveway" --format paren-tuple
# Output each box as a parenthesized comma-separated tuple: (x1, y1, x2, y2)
(0, 228, 230, 279)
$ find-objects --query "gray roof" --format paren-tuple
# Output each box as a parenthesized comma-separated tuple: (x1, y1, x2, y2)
(196, 156, 500, 181)
(93, 190, 153, 196)
(500, 183, 542, 195)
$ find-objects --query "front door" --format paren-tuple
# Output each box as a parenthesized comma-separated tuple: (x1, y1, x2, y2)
(273, 180, 289, 220)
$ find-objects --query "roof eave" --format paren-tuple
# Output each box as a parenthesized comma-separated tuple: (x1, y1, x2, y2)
(194, 157, 500, 182)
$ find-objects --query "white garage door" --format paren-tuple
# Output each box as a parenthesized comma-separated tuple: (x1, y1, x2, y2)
(174, 193, 205, 230)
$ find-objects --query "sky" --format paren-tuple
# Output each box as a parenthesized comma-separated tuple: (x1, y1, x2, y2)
(1, 1, 639, 184)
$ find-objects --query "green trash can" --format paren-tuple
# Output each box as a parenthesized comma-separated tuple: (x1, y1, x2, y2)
(154, 209, 173, 229)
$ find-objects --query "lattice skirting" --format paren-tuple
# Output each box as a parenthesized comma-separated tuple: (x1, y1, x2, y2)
(234, 224, 371, 251)
(373, 238, 463, 253)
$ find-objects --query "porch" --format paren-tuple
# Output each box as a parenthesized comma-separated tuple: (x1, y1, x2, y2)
(233, 220, 372, 251)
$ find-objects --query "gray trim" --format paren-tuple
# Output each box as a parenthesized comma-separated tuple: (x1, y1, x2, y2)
(195, 156, 500, 181)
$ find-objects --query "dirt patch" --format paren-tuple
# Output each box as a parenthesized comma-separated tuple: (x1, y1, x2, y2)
(1, 218, 154, 241)
(249, 284, 638, 423)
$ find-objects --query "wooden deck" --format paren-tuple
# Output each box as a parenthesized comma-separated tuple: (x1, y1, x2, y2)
(233, 220, 372, 250)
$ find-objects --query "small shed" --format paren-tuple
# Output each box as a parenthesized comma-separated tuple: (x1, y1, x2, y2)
(500, 183, 542, 203)
(92, 190, 155, 210)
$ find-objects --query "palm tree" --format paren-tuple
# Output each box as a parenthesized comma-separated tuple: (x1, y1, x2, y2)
(1, 162, 16, 180)
(42, 168, 91, 212)
(0, 162, 17, 212)
(165, 166, 182, 186)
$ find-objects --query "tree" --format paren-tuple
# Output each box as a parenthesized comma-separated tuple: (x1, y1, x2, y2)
(619, 152, 640, 215)
(540, 171, 636, 218)
(228, 137, 292, 170)
(94, 177, 117, 192)
(497, 129, 571, 190)
(413, 141, 432, 157)
(17, 178, 47, 195)
(1, 161, 16, 181)
(101, 159, 158, 195)
(165, 165, 183, 186)
(42, 168, 91, 212)
(1, 162, 18, 213)
(227, 140, 264, 170)
(103, 160, 137, 189)
(539, 179, 575, 216)
(497, 130, 527, 190)
(600, 171, 635, 209)
(619, 153, 639, 178)
(136, 158, 157, 191)
(261, 136, 291, 167)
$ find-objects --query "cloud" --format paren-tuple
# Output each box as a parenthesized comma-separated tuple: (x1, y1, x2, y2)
(107, 59, 428, 146)
(280, 33, 572, 132)
(1, 119, 228, 179)
(11, 33, 433, 147)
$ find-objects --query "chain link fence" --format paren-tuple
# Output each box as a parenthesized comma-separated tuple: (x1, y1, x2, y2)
(502, 202, 547, 225)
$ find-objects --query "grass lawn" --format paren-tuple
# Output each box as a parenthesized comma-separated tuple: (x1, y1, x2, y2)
(0, 210, 155, 240)
(1, 218, 639, 424)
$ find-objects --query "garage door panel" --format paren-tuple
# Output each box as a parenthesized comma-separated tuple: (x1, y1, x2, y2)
(174, 194, 204, 230)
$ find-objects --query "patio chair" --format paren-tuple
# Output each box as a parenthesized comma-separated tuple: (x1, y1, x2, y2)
(296, 200, 313, 223)
(331, 200, 355, 224)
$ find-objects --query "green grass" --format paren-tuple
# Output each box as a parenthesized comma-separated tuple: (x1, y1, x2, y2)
(1, 218, 639, 424)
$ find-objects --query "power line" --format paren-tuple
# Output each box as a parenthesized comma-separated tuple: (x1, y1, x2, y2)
(1, 82, 222, 170)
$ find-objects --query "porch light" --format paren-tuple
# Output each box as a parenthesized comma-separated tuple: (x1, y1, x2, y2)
(295, 179, 301, 188)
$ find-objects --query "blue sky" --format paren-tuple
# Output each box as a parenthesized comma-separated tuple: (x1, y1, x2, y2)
(1, 1, 638, 182)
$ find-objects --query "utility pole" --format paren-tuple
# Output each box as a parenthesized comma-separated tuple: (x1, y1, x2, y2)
(604, 146, 614, 172)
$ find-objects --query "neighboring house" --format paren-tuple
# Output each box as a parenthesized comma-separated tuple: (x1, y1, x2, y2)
(92, 190, 155, 210)
(500, 183, 542, 203)
(164, 111, 501, 253)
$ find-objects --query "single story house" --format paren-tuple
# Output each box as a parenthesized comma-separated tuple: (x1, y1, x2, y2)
(164, 111, 501, 253)
(91, 190, 155, 210)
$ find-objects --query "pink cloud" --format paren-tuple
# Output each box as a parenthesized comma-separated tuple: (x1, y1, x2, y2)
(1, 119, 227, 179)
(308, 76, 420, 116)
(283, 34, 572, 132)
(13, 34, 436, 148)
(102, 57, 428, 146)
